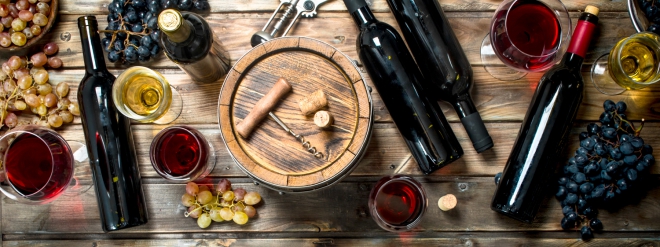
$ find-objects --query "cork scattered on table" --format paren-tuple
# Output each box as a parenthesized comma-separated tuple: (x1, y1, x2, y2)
(299, 89, 328, 115)
(314, 110, 333, 128)
(438, 194, 457, 211)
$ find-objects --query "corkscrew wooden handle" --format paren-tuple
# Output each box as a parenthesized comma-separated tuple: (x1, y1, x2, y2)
(236, 78, 292, 138)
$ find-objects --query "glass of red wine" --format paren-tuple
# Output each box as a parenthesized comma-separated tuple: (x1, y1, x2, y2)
(368, 175, 427, 232)
(480, 0, 572, 81)
(0, 126, 89, 204)
(150, 125, 216, 182)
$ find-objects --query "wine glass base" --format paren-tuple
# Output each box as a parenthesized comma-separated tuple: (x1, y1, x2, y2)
(481, 33, 527, 81)
(153, 86, 184, 124)
(591, 53, 626, 95)
(64, 141, 94, 196)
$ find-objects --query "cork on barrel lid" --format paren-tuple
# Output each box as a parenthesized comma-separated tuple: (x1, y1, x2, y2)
(584, 5, 599, 16)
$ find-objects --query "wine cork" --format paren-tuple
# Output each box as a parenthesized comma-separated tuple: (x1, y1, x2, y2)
(438, 194, 457, 211)
(584, 5, 599, 16)
(298, 90, 328, 115)
(314, 110, 333, 128)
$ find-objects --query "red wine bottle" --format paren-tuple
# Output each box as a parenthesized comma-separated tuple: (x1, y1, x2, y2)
(386, 0, 493, 153)
(78, 16, 148, 232)
(344, 0, 463, 174)
(491, 7, 599, 223)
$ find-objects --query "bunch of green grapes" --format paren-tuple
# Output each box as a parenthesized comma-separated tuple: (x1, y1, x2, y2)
(181, 179, 262, 228)
(0, 43, 79, 129)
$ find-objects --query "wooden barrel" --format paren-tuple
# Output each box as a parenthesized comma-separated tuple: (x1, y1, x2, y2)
(218, 37, 373, 192)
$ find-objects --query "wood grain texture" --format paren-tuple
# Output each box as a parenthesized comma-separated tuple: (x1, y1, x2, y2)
(3, 177, 660, 234)
(55, 0, 628, 15)
(44, 67, 660, 125)
(4, 237, 660, 247)
(43, 12, 634, 69)
(220, 37, 371, 191)
(45, 122, 660, 180)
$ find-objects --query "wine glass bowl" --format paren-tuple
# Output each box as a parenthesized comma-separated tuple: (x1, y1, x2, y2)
(368, 175, 427, 232)
(481, 0, 572, 80)
(628, 0, 649, 33)
(0, 125, 73, 204)
(150, 126, 216, 182)
(112, 66, 183, 124)
(591, 32, 660, 95)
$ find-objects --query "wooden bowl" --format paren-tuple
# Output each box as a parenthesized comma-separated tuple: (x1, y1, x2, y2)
(0, 0, 59, 57)
(218, 37, 373, 192)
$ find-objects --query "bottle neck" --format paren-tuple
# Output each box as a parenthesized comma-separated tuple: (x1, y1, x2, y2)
(350, 6, 377, 28)
(162, 20, 193, 43)
(564, 12, 599, 68)
(78, 16, 108, 74)
(452, 94, 477, 118)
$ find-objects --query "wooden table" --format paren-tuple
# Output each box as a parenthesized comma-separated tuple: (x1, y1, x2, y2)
(2, 0, 660, 246)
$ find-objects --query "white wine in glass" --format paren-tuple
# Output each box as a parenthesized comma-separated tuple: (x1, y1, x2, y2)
(592, 32, 660, 95)
(113, 66, 183, 124)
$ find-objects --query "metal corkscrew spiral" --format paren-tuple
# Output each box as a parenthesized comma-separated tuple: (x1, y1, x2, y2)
(269, 112, 324, 159)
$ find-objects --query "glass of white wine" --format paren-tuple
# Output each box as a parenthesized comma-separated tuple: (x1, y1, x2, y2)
(113, 66, 183, 124)
(591, 32, 660, 95)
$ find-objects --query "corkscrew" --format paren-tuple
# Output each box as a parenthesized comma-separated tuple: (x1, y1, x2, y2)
(235, 78, 324, 159)
(250, 0, 331, 47)
(268, 112, 324, 158)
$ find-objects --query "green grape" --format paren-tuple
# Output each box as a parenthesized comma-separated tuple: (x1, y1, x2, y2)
(222, 191, 234, 202)
(181, 193, 195, 207)
(11, 18, 26, 32)
(55, 81, 69, 97)
(13, 100, 26, 110)
(59, 110, 73, 123)
(36, 83, 52, 95)
(196, 190, 213, 204)
(219, 207, 234, 221)
(209, 208, 223, 222)
(197, 213, 212, 229)
(32, 13, 47, 26)
(16, 75, 32, 89)
(47, 114, 62, 128)
(244, 192, 261, 205)
(10, 31, 26, 46)
(232, 203, 245, 212)
(32, 69, 48, 84)
(232, 211, 248, 225)
(186, 182, 199, 196)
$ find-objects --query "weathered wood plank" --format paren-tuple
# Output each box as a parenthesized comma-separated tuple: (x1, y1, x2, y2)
(45, 67, 660, 124)
(4, 237, 660, 247)
(56, 0, 630, 15)
(51, 121, 660, 179)
(3, 177, 660, 234)
(43, 12, 634, 70)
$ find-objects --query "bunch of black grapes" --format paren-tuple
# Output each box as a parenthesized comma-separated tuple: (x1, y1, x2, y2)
(494, 100, 654, 241)
(639, 0, 660, 34)
(103, 0, 209, 63)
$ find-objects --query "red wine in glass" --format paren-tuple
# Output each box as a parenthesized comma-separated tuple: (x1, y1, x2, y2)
(369, 175, 427, 231)
(150, 126, 215, 181)
(3, 128, 73, 202)
(491, 0, 562, 71)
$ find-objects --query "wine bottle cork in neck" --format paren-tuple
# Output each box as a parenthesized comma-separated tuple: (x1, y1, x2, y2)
(158, 9, 192, 43)
(584, 5, 599, 16)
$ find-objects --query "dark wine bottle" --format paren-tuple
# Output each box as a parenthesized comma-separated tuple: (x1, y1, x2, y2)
(77, 16, 149, 232)
(386, 0, 493, 153)
(491, 6, 599, 223)
(158, 9, 230, 83)
(344, 0, 463, 174)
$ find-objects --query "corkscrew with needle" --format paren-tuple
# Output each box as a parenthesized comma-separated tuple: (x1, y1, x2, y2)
(235, 78, 324, 159)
